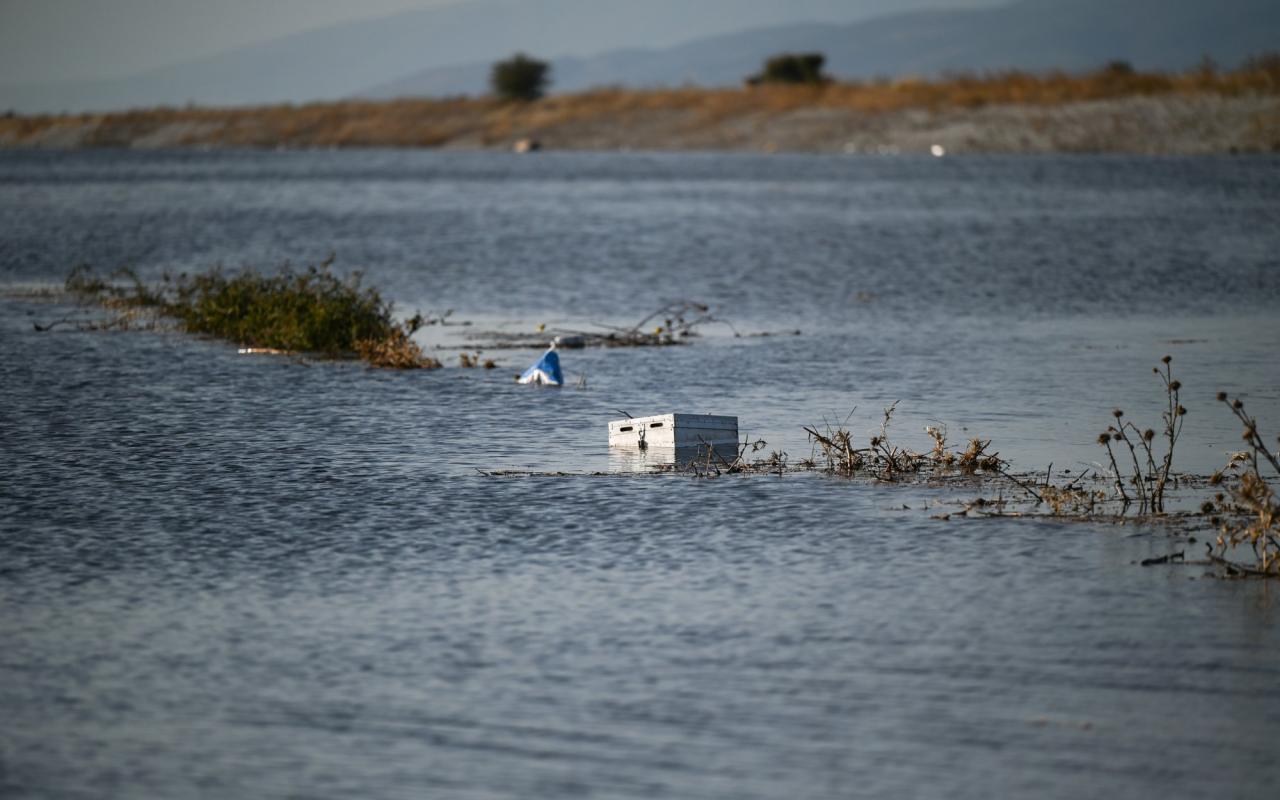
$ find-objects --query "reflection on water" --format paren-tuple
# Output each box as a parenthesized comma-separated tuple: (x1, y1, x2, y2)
(607, 442, 742, 473)
(1, 151, 1279, 799)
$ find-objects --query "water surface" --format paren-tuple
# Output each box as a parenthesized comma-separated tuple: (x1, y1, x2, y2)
(2, 151, 1279, 799)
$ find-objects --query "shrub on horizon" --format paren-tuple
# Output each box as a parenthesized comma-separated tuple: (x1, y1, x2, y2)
(747, 53, 829, 86)
(490, 53, 550, 101)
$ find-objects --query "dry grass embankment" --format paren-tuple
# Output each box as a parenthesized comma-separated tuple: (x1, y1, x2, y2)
(4, 59, 1280, 153)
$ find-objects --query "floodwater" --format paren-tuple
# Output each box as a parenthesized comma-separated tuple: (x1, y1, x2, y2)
(1, 150, 1279, 799)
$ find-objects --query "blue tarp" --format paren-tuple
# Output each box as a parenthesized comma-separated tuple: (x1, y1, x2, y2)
(517, 347, 564, 386)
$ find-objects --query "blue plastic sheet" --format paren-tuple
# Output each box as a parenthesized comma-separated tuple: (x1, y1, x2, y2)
(517, 347, 564, 386)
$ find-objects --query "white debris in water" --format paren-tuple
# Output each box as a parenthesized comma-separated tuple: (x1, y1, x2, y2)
(930, 144, 946, 157)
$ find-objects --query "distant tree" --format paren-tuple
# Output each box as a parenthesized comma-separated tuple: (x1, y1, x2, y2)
(1240, 51, 1280, 80)
(491, 53, 550, 101)
(747, 53, 828, 86)
(1194, 54, 1219, 77)
(1241, 51, 1280, 72)
(1103, 59, 1135, 76)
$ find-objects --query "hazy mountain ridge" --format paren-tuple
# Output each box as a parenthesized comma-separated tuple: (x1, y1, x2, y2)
(0, 0, 975, 113)
(364, 0, 1280, 99)
(4, 0, 1274, 113)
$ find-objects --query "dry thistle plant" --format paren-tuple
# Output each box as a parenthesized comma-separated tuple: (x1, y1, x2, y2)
(867, 402, 928, 479)
(955, 436, 1002, 474)
(455, 351, 497, 369)
(679, 436, 774, 478)
(1096, 356, 1185, 512)
(805, 405, 1003, 482)
(803, 408, 864, 475)
(1203, 394, 1280, 576)
(925, 425, 955, 467)
(354, 328, 443, 369)
(1036, 481, 1107, 516)
(804, 424, 864, 475)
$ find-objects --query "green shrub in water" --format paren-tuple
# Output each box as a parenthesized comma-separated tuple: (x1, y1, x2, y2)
(65, 261, 439, 369)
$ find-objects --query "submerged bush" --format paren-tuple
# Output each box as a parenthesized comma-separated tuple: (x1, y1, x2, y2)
(65, 262, 440, 369)
(170, 266, 384, 354)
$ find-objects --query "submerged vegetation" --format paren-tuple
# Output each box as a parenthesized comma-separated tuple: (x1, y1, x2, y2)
(1205, 394, 1280, 576)
(1096, 357, 1185, 513)
(61, 261, 441, 369)
(803, 403, 1004, 482)
(594, 356, 1279, 579)
(465, 300, 732, 350)
(32, 271, 1280, 577)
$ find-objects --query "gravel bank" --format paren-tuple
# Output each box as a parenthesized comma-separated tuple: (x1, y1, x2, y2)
(3, 93, 1276, 154)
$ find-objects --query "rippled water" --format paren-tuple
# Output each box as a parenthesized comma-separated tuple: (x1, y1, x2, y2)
(2, 151, 1279, 799)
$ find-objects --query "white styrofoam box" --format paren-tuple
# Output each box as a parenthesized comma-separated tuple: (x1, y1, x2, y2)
(608, 413, 739, 448)
(608, 442, 741, 472)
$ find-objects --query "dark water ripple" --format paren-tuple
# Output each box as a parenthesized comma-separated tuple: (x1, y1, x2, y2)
(2, 151, 1280, 799)
(3, 151, 1278, 323)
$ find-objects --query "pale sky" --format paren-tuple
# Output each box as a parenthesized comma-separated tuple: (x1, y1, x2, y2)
(0, 0, 452, 82)
(0, 0, 999, 85)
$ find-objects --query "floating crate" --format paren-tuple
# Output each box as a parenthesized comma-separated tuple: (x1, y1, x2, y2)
(608, 413, 739, 449)
(607, 441, 740, 473)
